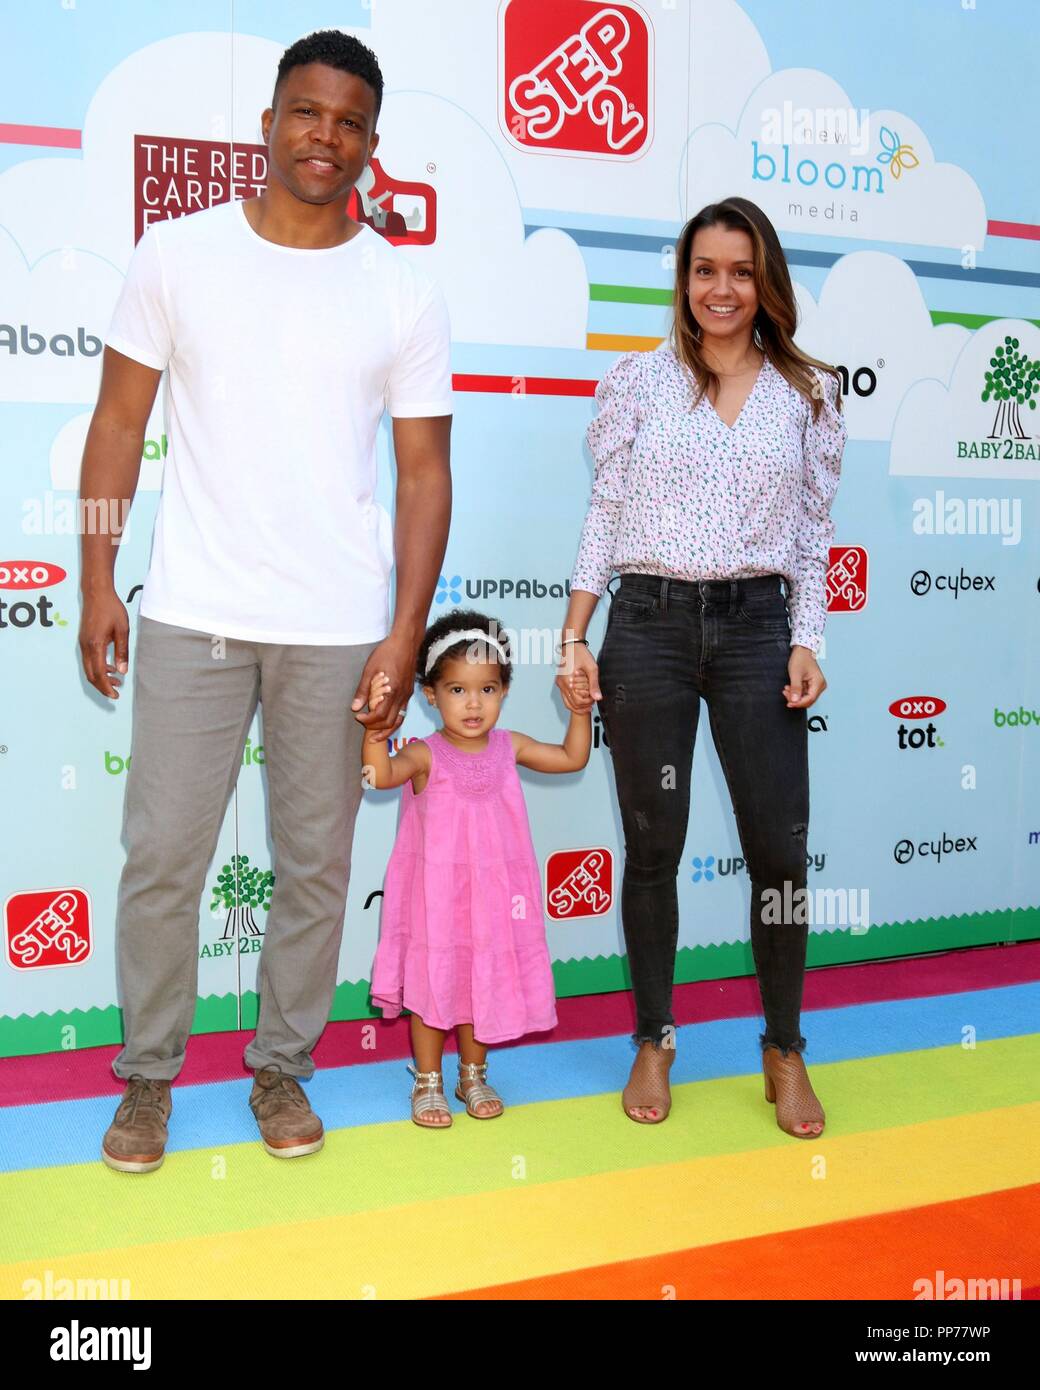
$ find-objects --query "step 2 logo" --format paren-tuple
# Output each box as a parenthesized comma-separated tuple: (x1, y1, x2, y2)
(500, 0, 653, 159)
(0, 561, 68, 630)
(5, 888, 92, 970)
(826, 546, 868, 611)
(545, 847, 613, 919)
(889, 694, 947, 750)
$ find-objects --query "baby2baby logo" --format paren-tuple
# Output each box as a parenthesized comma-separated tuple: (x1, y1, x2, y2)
(890, 323, 1040, 482)
(500, 0, 653, 158)
(201, 853, 274, 959)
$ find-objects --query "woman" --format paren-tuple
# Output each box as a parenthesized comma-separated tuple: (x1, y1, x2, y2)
(555, 196, 846, 1137)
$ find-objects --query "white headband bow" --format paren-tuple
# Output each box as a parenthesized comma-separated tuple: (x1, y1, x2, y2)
(424, 629, 510, 677)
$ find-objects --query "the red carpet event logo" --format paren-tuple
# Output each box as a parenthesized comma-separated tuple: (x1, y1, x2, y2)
(5, 889, 92, 970)
(134, 136, 437, 247)
(500, 0, 652, 158)
(135, 135, 267, 241)
(545, 847, 613, 919)
(826, 545, 868, 612)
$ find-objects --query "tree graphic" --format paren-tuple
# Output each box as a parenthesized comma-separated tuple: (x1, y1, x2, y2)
(983, 335, 1040, 441)
(210, 854, 274, 940)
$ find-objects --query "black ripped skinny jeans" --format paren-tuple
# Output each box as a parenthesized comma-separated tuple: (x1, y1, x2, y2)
(596, 572, 811, 1057)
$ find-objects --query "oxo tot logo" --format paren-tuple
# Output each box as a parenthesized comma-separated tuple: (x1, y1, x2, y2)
(500, 0, 653, 158)
(889, 695, 947, 752)
(0, 560, 68, 630)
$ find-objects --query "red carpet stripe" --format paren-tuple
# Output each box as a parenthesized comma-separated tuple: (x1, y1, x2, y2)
(434, 1183, 1040, 1300)
(2, 942, 1038, 1107)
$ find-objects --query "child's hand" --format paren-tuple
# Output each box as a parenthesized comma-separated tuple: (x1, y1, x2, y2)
(364, 672, 406, 742)
(570, 669, 591, 705)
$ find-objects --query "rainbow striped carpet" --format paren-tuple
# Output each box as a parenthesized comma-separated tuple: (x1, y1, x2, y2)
(2, 943, 1038, 1301)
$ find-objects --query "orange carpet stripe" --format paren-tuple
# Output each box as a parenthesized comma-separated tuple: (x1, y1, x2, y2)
(435, 1182, 1040, 1300)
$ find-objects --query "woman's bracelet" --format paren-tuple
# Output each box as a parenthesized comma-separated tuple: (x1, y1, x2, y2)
(556, 635, 590, 661)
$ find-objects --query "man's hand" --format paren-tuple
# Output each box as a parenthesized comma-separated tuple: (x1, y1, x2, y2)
(351, 633, 417, 736)
(783, 645, 826, 709)
(79, 589, 130, 699)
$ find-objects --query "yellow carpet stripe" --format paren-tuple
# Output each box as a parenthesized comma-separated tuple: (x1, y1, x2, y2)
(3, 1102, 1038, 1300)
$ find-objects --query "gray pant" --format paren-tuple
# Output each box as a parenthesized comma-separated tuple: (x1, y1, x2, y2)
(112, 617, 378, 1082)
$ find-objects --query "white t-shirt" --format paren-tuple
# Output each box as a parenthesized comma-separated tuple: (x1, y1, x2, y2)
(105, 198, 453, 643)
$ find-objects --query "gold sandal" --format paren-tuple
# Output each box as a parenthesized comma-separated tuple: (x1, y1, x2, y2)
(762, 1046, 825, 1138)
(407, 1065, 452, 1128)
(621, 1040, 676, 1124)
(455, 1060, 504, 1118)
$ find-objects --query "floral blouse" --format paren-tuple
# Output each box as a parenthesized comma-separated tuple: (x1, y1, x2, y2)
(570, 344, 847, 653)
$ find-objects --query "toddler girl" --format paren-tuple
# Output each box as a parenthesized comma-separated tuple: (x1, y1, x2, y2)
(362, 609, 591, 1127)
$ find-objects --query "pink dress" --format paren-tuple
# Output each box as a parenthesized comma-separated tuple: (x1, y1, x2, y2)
(370, 727, 558, 1044)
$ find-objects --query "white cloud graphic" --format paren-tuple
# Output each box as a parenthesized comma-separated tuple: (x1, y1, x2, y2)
(889, 320, 1040, 481)
(371, 91, 586, 347)
(789, 251, 970, 441)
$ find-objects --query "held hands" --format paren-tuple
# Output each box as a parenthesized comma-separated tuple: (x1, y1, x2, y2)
(351, 634, 415, 737)
(784, 646, 826, 709)
(556, 642, 600, 715)
(359, 670, 407, 743)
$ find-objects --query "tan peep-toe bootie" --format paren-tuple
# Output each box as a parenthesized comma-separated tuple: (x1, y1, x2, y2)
(762, 1046, 825, 1138)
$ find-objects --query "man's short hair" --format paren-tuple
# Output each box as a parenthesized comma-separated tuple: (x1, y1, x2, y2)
(273, 30, 384, 122)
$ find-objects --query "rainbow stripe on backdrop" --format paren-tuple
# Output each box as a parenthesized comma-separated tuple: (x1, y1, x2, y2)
(1, 946, 1038, 1301)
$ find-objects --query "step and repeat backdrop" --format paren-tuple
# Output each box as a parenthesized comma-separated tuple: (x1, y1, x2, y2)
(1, 0, 1037, 1056)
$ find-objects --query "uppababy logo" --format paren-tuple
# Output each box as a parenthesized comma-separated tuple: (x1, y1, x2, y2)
(5, 888, 92, 970)
(500, 0, 652, 158)
(0, 324, 101, 357)
(436, 572, 573, 604)
(691, 851, 827, 881)
(545, 847, 613, 920)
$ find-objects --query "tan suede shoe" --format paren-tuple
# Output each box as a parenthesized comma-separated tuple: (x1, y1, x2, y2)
(249, 1065, 325, 1158)
(102, 1076, 172, 1173)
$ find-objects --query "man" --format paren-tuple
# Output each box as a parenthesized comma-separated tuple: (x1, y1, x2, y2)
(79, 30, 452, 1172)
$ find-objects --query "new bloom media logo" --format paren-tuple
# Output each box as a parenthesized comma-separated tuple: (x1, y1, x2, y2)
(500, 0, 653, 159)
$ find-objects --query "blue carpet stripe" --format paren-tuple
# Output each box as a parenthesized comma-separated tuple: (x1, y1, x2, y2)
(0, 981, 1036, 1175)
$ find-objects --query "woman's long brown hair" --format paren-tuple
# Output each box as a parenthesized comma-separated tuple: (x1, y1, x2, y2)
(669, 196, 843, 424)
